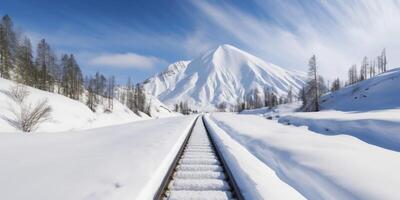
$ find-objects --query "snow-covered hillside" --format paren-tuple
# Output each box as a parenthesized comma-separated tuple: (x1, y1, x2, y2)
(321, 68, 400, 111)
(271, 68, 400, 152)
(143, 44, 305, 111)
(0, 78, 176, 132)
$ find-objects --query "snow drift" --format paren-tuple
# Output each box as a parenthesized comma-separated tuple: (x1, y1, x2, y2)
(207, 113, 400, 200)
(142, 44, 305, 111)
(279, 109, 400, 152)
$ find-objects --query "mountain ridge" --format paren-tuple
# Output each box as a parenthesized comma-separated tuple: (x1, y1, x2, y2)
(142, 44, 306, 111)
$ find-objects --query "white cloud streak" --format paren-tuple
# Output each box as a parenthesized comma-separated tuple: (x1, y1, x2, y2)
(191, 0, 400, 80)
(89, 53, 167, 69)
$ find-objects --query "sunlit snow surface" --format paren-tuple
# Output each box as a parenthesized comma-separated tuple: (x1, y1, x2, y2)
(0, 116, 197, 200)
(206, 113, 400, 200)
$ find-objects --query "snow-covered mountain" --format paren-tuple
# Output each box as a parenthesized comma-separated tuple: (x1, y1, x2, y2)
(142, 44, 306, 110)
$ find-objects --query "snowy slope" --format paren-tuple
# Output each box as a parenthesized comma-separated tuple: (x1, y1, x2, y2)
(114, 86, 179, 119)
(321, 68, 400, 111)
(0, 115, 197, 200)
(142, 60, 190, 97)
(143, 44, 305, 111)
(266, 68, 400, 152)
(0, 78, 175, 132)
(207, 113, 400, 200)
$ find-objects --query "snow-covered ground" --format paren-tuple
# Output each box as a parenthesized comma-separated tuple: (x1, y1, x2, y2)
(204, 114, 306, 199)
(0, 78, 178, 132)
(279, 109, 400, 152)
(0, 115, 197, 200)
(206, 113, 400, 200)
(241, 68, 400, 152)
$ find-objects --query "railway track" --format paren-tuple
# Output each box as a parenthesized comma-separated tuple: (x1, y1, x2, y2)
(155, 116, 243, 200)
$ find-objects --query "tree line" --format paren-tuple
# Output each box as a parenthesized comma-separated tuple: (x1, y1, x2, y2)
(0, 14, 152, 116)
(0, 15, 84, 98)
(301, 49, 388, 112)
(347, 49, 387, 86)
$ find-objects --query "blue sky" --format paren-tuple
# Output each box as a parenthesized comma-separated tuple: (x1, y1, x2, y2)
(1, 0, 400, 83)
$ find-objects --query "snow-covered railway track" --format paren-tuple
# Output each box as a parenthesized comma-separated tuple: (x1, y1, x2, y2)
(155, 116, 243, 200)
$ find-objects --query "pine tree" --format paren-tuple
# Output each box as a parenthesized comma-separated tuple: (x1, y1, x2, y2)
(70, 55, 83, 100)
(381, 48, 387, 72)
(86, 77, 97, 111)
(126, 77, 138, 114)
(61, 54, 70, 96)
(331, 78, 341, 92)
(107, 75, 115, 110)
(302, 55, 320, 111)
(348, 64, 358, 85)
(61, 54, 83, 100)
(287, 86, 293, 103)
(360, 56, 368, 81)
(0, 15, 17, 79)
(16, 37, 34, 85)
(370, 60, 376, 78)
(269, 93, 278, 108)
(263, 87, 271, 108)
(35, 39, 53, 91)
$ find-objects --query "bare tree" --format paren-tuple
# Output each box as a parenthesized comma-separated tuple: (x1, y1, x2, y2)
(7, 84, 29, 104)
(381, 48, 387, 72)
(348, 64, 358, 85)
(12, 99, 52, 132)
(4, 92, 52, 132)
(360, 56, 368, 81)
(331, 78, 341, 92)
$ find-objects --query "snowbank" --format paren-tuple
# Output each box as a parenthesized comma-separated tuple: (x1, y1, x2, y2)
(279, 109, 400, 152)
(0, 115, 197, 200)
(208, 113, 400, 200)
(203, 115, 306, 199)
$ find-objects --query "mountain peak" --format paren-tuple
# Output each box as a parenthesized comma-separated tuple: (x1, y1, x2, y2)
(142, 45, 306, 111)
(214, 44, 242, 54)
(216, 44, 237, 50)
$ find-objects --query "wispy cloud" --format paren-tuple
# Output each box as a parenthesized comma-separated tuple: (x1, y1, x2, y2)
(191, 0, 400, 80)
(88, 53, 167, 69)
(18, 0, 400, 81)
